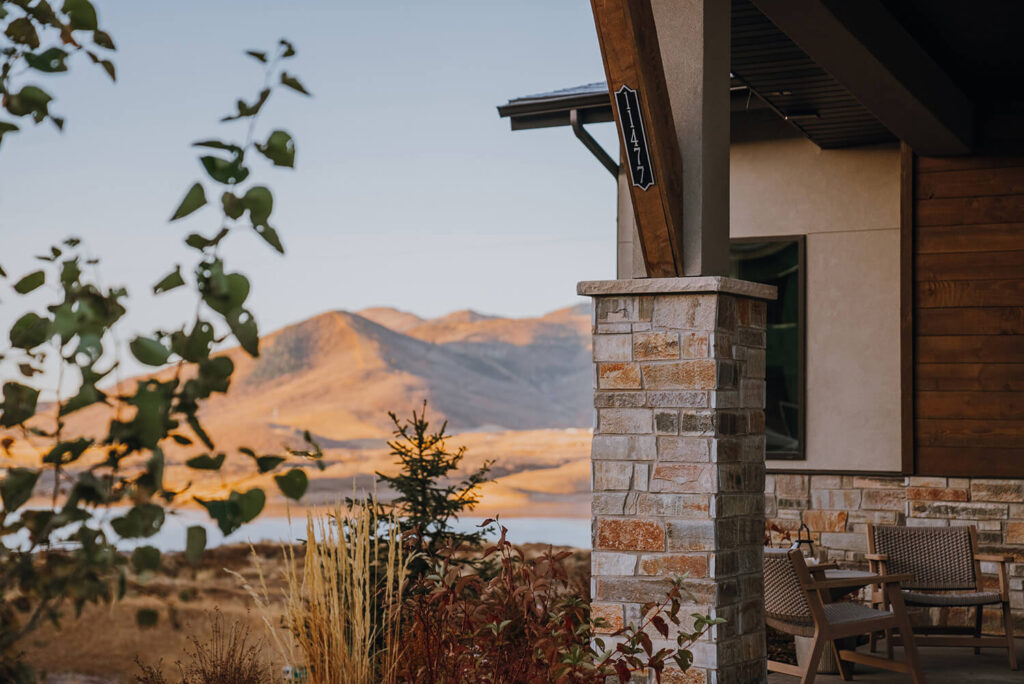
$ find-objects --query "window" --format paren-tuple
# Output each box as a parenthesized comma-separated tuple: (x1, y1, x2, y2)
(729, 238, 804, 460)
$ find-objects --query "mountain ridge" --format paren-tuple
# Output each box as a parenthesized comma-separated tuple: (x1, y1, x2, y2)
(60, 304, 593, 453)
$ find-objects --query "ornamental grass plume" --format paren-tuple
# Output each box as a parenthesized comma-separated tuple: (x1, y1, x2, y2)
(233, 503, 410, 684)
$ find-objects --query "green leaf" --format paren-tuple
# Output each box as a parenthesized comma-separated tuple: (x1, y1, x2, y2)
(63, 0, 99, 30)
(203, 272, 250, 316)
(0, 121, 19, 146)
(187, 415, 214, 450)
(111, 503, 165, 539)
(197, 489, 264, 536)
(9, 312, 50, 349)
(98, 59, 115, 82)
(60, 258, 81, 286)
(274, 469, 308, 500)
(0, 382, 40, 427)
(245, 50, 267, 63)
(221, 89, 271, 122)
(131, 545, 161, 573)
(243, 186, 273, 225)
(196, 498, 237, 536)
(254, 224, 284, 254)
(185, 525, 206, 566)
(280, 72, 310, 96)
(170, 183, 206, 221)
(193, 139, 242, 153)
(227, 309, 259, 357)
(221, 191, 244, 219)
(130, 337, 170, 366)
(233, 488, 265, 522)
(25, 48, 69, 73)
(200, 155, 249, 185)
(93, 29, 115, 49)
(14, 270, 45, 294)
(153, 266, 184, 294)
(255, 455, 285, 474)
(0, 468, 40, 512)
(136, 608, 159, 628)
(5, 17, 40, 49)
(4, 86, 52, 118)
(279, 39, 296, 58)
(42, 438, 92, 465)
(197, 356, 234, 392)
(185, 453, 225, 470)
(256, 130, 295, 167)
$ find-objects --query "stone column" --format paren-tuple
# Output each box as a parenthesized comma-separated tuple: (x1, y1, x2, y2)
(579, 277, 776, 684)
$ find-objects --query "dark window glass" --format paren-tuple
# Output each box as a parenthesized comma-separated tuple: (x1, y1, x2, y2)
(729, 239, 803, 460)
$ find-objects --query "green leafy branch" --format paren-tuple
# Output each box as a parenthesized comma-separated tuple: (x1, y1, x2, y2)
(0, 0, 117, 147)
(0, 38, 314, 666)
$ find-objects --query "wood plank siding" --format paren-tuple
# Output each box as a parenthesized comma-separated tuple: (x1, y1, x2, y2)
(913, 154, 1024, 477)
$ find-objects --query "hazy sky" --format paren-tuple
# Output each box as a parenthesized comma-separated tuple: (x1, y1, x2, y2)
(1, 0, 620, 362)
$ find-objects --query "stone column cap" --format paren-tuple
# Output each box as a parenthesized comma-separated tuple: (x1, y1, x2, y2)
(578, 276, 777, 300)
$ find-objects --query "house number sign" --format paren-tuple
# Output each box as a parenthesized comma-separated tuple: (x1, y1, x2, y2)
(614, 84, 655, 190)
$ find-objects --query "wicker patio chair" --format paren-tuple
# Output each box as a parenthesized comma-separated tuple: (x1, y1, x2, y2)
(866, 524, 1018, 670)
(765, 547, 926, 684)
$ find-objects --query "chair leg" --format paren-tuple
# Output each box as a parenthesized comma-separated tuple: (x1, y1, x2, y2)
(882, 590, 895, 659)
(869, 589, 882, 653)
(832, 640, 852, 681)
(975, 605, 983, 655)
(894, 615, 926, 684)
(888, 585, 926, 684)
(800, 635, 826, 684)
(1002, 601, 1018, 671)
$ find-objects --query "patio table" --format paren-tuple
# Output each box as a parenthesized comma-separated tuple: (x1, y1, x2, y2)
(822, 568, 877, 601)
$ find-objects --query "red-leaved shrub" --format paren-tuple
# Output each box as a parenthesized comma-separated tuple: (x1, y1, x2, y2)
(398, 522, 719, 683)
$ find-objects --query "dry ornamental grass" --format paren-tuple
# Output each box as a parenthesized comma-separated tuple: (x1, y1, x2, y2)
(235, 504, 409, 684)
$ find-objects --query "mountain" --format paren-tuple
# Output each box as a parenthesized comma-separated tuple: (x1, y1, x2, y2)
(58, 304, 592, 450)
(221, 305, 593, 443)
(356, 306, 424, 333)
(28, 304, 595, 514)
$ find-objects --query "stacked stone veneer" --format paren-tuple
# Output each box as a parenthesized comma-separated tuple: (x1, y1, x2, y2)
(581, 278, 776, 684)
(766, 473, 1024, 632)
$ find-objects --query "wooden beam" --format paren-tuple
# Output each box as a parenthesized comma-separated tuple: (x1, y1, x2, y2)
(590, 0, 684, 277)
(751, 0, 974, 156)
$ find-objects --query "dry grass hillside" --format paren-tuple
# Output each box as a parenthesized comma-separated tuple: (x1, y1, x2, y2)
(14, 304, 595, 518)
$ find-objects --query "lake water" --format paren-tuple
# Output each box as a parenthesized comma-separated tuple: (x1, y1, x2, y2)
(4, 510, 592, 552)
(150, 513, 592, 550)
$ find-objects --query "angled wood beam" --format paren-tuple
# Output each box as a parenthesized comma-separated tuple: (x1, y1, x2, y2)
(751, 0, 975, 156)
(591, 0, 684, 277)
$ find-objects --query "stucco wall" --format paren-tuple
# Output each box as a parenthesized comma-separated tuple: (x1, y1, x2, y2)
(616, 127, 903, 472)
(730, 134, 902, 473)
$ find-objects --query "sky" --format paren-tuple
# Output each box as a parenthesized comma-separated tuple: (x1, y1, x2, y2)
(1, 0, 621, 370)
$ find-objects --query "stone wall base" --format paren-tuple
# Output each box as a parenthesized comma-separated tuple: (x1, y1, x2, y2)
(766, 473, 1024, 631)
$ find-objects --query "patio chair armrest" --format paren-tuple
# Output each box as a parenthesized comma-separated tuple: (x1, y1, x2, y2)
(864, 553, 889, 561)
(974, 553, 1013, 564)
(805, 573, 913, 591)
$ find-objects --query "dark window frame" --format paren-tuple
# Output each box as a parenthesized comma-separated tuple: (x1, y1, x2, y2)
(730, 235, 806, 461)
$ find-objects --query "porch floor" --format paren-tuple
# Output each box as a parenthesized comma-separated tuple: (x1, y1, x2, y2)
(766, 640, 1023, 683)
